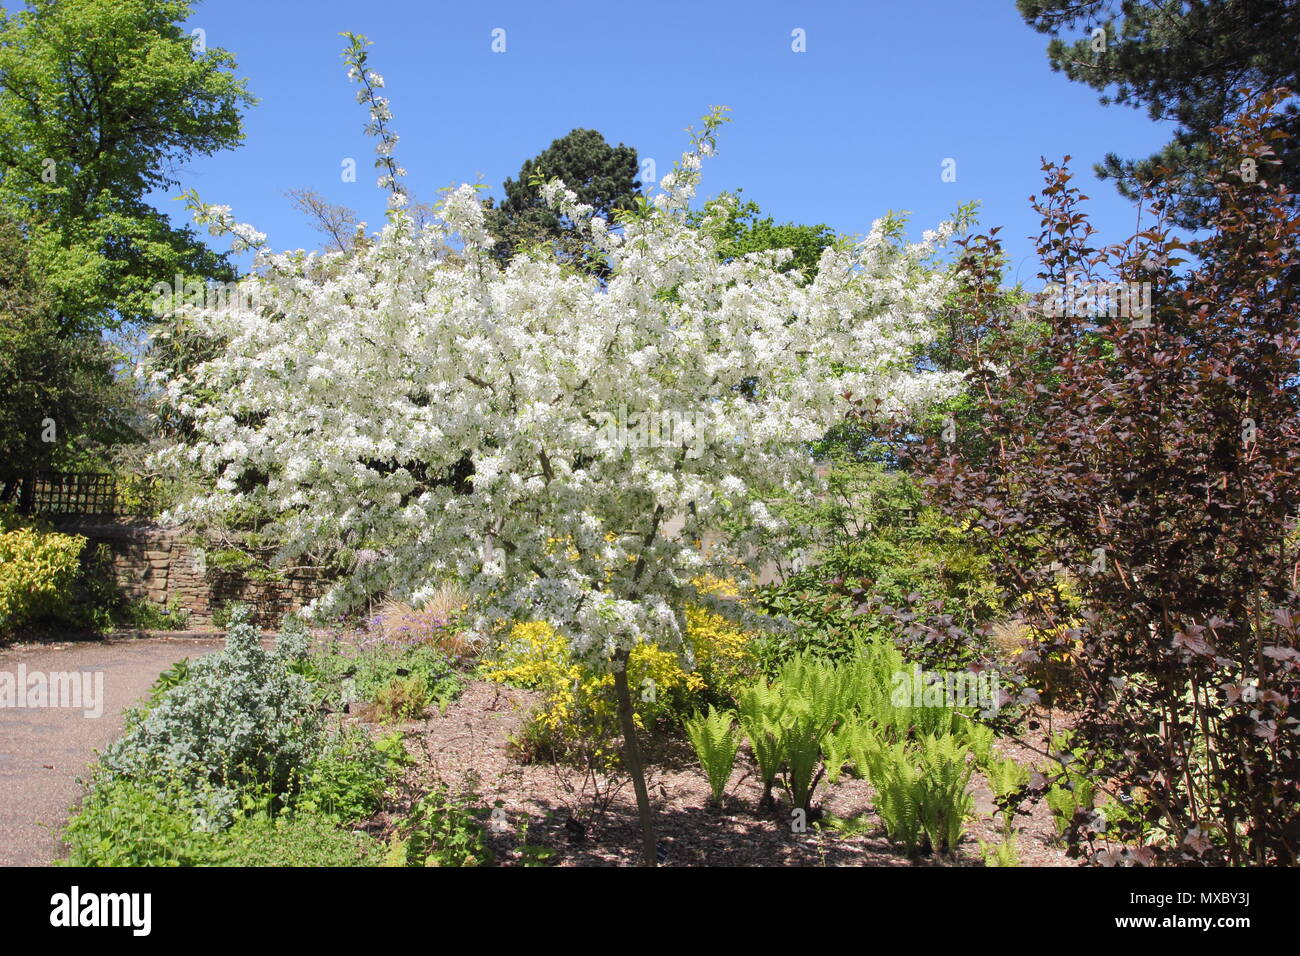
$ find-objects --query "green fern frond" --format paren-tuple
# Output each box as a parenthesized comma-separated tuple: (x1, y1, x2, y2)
(685, 705, 740, 805)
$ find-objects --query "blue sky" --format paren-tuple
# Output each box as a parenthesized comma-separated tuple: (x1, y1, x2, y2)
(156, 0, 1174, 284)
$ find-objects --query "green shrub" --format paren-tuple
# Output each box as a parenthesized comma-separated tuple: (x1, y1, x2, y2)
(98, 605, 322, 829)
(753, 461, 1004, 668)
(306, 639, 466, 723)
(388, 786, 491, 867)
(339, 642, 462, 714)
(372, 674, 434, 722)
(295, 728, 408, 822)
(72, 542, 126, 631)
(211, 600, 237, 629)
(61, 777, 219, 866)
(684, 706, 739, 805)
(61, 776, 384, 867)
(210, 811, 382, 866)
(115, 597, 190, 630)
(148, 657, 191, 706)
(0, 520, 85, 637)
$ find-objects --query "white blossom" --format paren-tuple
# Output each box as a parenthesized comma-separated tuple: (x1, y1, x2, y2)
(152, 117, 961, 668)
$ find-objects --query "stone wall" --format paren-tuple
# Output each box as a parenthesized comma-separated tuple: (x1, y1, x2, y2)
(55, 519, 330, 628)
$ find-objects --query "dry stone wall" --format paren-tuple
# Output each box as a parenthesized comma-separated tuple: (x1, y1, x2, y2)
(55, 519, 330, 628)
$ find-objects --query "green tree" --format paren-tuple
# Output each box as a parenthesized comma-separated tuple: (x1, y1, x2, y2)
(0, 214, 136, 497)
(1017, 0, 1299, 229)
(485, 128, 640, 273)
(0, 0, 255, 335)
(689, 189, 837, 282)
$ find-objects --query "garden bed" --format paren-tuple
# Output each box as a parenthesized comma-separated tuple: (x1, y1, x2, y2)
(380, 680, 1076, 867)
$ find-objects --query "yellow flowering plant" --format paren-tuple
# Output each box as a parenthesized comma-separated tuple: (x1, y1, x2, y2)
(481, 578, 757, 760)
(0, 518, 86, 637)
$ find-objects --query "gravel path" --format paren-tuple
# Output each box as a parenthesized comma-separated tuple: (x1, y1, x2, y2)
(0, 637, 224, 867)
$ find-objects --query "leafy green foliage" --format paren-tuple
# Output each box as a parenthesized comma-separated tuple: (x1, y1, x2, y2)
(915, 733, 976, 855)
(372, 674, 435, 722)
(355, 642, 461, 706)
(736, 677, 788, 805)
(754, 461, 1003, 668)
(985, 754, 1030, 834)
(205, 811, 383, 866)
(61, 775, 384, 867)
(114, 597, 191, 631)
(965, 722, 995, 767)
(684, 706, 740, 805)
(0, 216, 137, 484)
(855, 736, 924, 853)
(771, 656, 854, 810)
(1018, 0, 1299, 229)
(731, 635, 991, 821)
(148, 657, 190, 706)
(854, 731, 974, 856)
(294, 728, 409, 822)
(0, 0, 254, 337)
(485, 127, 640, 274)
(62, 609, 469, 867)
(1044, 733, 1098, 837)
(0, 516, 85, 637)
(98, 606, 323, 828)
(688, 190, 837, 282)
(388, 786, 491, 867)
(61, 776, 219, 866)
(299, 634, 463, 720)
(979, 830, 1020, 867)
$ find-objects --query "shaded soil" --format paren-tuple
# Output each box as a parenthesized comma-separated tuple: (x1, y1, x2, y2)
(382, 680, 1077, 867)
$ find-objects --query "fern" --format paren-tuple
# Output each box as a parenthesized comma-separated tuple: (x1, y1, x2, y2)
(1045, 733, 1098, 836)
(1045, 779, 1097, 836)
(777, 654, 849, 730)
(842, 716, 879, 781)
(772, 656, 850, 810)
(841, 639, 907, 739)
(822, 719, 857, 785)
(963, 721, 995, 767)
(915, 733, 974, 855)
(909, 696, 964, 739)
(780, 699, 826, 811)
(684, 706, 740, 805)
(979, 830, 1020, 866)
(734, 642, 994, 837)
(858, 731, 973, 857)
(858, 734, 924, 854)
(737, 678, 788, 806)
(985, 755, 1030, 833)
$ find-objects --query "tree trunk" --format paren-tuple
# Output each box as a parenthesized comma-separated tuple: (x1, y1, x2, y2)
(18, 470, 35, 516)
(613, 649, 657, 867)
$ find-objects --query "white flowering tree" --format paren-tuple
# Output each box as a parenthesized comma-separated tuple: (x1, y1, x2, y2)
(147, 37, 962, 865)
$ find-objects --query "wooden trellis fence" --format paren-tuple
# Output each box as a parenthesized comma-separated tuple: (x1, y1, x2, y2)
(4, 472, 158, 518)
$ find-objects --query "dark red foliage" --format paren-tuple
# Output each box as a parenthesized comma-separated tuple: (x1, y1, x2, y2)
(902, 89, 1300, 865)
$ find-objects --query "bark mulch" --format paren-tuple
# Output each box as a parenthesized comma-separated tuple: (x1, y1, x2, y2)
(377, 679, 1077, 867)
